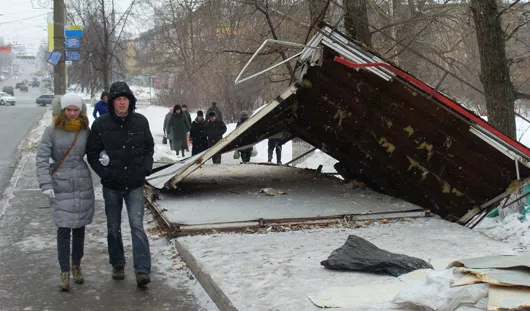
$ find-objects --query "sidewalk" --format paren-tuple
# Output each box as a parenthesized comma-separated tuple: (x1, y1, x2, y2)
(0, 151, 216, 311)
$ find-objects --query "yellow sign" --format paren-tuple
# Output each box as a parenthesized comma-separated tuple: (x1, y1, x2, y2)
(67, 25, 83, 30)
(48, 13, 54, 52)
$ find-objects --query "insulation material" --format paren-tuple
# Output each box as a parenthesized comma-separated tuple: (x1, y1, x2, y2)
(451, 273, 483, 287)
(457, 267, 530, 288)
(307, 283, 406, 308)
(487, 285, 530, 311)
(448, 253, 530, 270)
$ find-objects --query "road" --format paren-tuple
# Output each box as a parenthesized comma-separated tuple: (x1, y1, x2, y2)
(0, 61, 46, 196)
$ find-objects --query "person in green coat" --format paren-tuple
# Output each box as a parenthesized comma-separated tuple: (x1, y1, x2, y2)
(166, 104, 190, 157)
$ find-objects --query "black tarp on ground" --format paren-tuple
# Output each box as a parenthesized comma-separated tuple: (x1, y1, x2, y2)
(321, 235, 433, 277)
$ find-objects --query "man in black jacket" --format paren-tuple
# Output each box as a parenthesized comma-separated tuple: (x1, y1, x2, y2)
(204, 111, 227, 164)
(86, 81, 154, 287)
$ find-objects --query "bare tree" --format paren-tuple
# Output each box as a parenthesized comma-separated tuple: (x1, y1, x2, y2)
(344, 0, 371, 46)
(470, 0, 516, 138)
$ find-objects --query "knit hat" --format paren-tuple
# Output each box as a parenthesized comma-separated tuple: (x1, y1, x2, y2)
(208, 111, 216, 117)
(100, 91, 109, 100)
(169, 107, 174, 113)
(109, 81, 136, 106)
(197, 110, 204, 117)
(182, 104, 188, 109)
(174, 104, 182, 112)
(60, 93, 84, 110)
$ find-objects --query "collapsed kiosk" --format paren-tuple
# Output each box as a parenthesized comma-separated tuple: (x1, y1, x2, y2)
(145, 24, 530, 236)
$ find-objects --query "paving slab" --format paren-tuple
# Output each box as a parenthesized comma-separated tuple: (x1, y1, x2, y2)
(177, 218, 514, 311)
(159, 164, 421, 225)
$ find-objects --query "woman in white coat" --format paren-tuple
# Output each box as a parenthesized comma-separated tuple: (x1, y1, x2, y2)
(36, 93, 95, 291)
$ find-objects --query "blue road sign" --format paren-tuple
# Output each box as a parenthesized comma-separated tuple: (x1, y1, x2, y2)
(65, 29, 82, 37)
(65, 50, 80, 61)
(47, 50, 62, 66)
(65, 38, 80, 49)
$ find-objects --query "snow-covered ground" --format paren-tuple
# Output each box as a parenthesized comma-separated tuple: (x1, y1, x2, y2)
(177, 218, 513, 311)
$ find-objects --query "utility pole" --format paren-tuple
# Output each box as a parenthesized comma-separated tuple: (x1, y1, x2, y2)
(53, 0, 66, 95)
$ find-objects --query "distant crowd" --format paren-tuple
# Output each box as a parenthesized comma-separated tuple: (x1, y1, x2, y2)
(93, 91, 284, 165)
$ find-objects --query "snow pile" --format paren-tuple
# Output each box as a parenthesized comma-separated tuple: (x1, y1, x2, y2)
(475, 211, 530, 252)
(20, 108, 52, 153)
(296, 149, 338, 172)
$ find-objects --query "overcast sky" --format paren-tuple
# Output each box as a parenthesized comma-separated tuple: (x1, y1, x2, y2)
(0, 0, 141, 55)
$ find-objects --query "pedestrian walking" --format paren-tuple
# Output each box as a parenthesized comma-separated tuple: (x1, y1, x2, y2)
(190, 110, 208, 155)
(182, 105, 192, 152)
(163, 107, 173, 148)
(166, 104, 190, 157)
(236, 111, 252, 164)
(207, 102, 223, 122)
(268, 138, 283, 165)
(86, 81, 155, 287)
(204, 111, 227, 164)
(93, 91, 109, 119)
(36, 93, 95, 291)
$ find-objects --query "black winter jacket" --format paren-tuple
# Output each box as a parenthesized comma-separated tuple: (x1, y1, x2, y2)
(204, 119, 227, 147)
(190, 118, 208, 149)
(86, 112, 154, 190)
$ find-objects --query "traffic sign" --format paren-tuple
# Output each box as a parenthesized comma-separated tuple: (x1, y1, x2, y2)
(65, 29, 82, 37)
(67, 25, 83, 30)
(48, 50, 62, 66)
(65, 50, 80, 61)
(65, 38, 80, 49)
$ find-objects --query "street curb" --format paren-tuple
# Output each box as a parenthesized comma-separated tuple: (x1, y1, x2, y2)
(0, 108, 48, 219)
(174, 239, 239, 311)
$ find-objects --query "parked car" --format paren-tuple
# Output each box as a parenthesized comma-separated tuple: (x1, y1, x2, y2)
(36, 95, 54, 106)
(0, 92, 16, 105)
(19, 85, 29, 92)
(2, 86, 14, 96)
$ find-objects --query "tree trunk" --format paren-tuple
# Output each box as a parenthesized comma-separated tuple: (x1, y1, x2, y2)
(470, 0, 516, 139)
(343, 0, 372, 47)
(308, 0, 329, 29)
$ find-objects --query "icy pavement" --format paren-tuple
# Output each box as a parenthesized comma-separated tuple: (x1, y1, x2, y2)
(0, 150, 217, 308)
(177, 218, 513, 311)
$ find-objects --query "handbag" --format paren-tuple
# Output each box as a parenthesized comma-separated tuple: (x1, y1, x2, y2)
(51, 129, 81, 176)
(233, 150, 240, 159)
(162, 136, 168, 145)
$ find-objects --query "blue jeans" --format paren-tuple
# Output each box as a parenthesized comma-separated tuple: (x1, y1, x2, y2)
(103, 186, 151, 275)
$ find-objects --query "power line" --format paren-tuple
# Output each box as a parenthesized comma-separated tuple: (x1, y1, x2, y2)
(0, 13, 49, 25)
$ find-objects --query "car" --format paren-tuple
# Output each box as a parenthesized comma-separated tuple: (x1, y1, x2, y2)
(36, 95, 54, 106)
(31, 81, 40, 87)
(15, 82, 24, 89)
(0, 92, 16, 106)
(2, 86, 14, 96)
(19, 85, 28, 92)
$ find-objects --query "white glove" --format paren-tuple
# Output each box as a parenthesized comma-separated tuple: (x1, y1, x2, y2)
(42, 189, 55, 199)
(99, 150, 110, 166)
